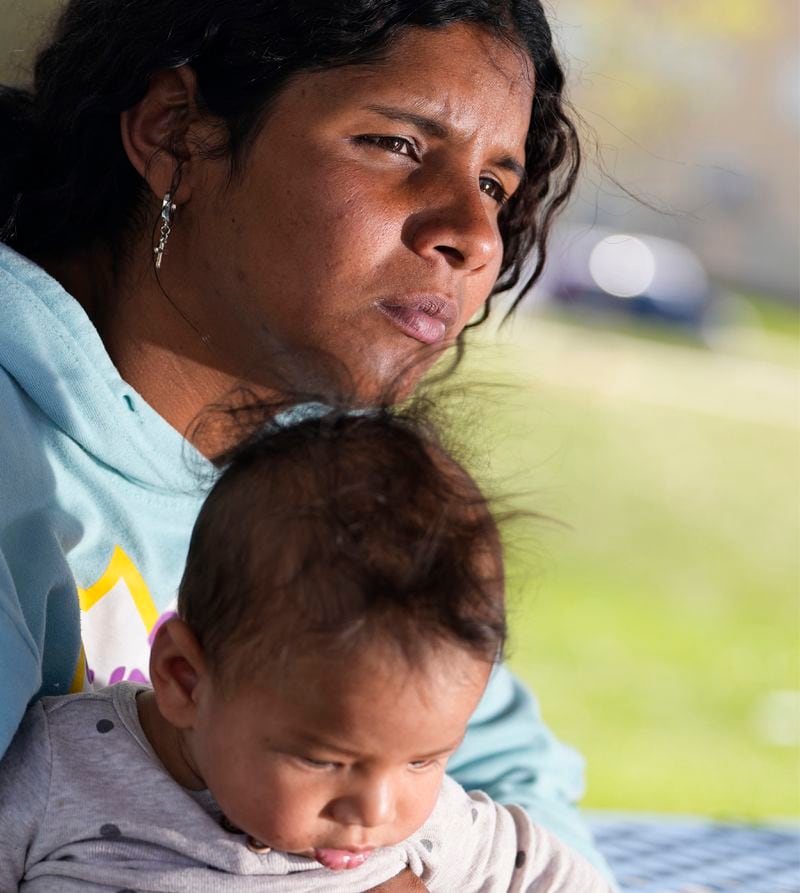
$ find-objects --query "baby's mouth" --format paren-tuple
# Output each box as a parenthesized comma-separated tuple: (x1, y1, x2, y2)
(314, 847, 372, 870)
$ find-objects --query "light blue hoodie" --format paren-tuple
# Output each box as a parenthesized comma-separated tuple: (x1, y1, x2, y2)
(0, 243, 613, 879)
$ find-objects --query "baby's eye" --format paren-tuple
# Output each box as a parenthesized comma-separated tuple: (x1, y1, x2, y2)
(479, 176, 508, 206)
(356, 135, 419, 160)
(408, 759, 435, 770)
(298, 756, 342, 770)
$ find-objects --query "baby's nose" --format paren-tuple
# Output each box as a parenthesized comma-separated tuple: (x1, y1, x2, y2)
(331, 778, 396, 828)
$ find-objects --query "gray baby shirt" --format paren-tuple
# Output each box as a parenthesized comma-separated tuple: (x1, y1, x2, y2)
(0, 684, 610, 892)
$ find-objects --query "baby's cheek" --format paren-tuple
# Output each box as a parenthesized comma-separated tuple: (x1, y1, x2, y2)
(253, 778, 324, 851)
(398, 775, 446, 839)
(207, 765, 284, 846)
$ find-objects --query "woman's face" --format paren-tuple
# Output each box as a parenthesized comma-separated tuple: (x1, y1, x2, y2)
(179, 23, 534, 397)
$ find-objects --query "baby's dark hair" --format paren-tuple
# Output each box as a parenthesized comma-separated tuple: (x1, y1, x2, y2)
(178, 402, 506, 686)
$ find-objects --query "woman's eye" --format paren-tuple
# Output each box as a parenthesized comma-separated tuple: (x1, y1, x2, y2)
(356, 135, 419, 159)
(479, 176, 508, 205)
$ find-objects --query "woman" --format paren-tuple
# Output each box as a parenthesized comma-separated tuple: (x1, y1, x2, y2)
(0, 0, 611, 885)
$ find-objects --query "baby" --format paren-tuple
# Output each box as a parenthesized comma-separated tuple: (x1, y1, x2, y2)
(0, 404, 610, 892)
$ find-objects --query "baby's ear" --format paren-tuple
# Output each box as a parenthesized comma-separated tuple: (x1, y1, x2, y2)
(149, 618, 207, 729)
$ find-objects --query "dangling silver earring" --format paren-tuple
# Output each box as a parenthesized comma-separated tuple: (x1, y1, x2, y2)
(153, 192, 177, 270)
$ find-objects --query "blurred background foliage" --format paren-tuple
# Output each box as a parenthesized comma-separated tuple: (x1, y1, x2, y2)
(2, 0, 798, 819)
(457, 0, 799, 820)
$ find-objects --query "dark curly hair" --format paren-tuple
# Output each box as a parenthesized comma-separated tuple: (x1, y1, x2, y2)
(178, 400, 506, 684)
(0, 0, 579, 319)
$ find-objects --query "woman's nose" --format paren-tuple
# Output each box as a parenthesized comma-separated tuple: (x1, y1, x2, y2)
(402, 175, 501, 274)
(330, 778, 397, 828)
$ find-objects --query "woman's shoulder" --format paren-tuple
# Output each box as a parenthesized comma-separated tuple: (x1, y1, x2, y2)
(0, 243, 90, 473)
(0, 365, 56, 503)
(0, 242, 50, 289)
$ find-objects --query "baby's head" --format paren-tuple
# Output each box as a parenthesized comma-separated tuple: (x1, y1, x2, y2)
(149, 404, 505, 869)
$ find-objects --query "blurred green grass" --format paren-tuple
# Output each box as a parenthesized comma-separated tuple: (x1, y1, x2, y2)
(453, 309, 799, 819)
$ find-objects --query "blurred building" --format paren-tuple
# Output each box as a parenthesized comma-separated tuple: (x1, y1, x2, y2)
(554, 0, 799, 301)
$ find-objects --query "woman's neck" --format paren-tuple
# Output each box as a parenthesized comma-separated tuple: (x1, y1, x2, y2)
(34, 242, 114, 332)
(35, 243, 251, 456)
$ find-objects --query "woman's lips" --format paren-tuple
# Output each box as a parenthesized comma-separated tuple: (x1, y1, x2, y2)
(376, 296, 458, 345)
(314, 847, 371, 870)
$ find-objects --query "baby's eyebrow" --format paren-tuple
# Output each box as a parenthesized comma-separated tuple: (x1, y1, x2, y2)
(292, 731, 363, 758)
(288, 730, 465, 761)
(412, 735, 466, 761)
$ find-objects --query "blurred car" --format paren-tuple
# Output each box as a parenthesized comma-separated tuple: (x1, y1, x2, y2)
(533, 225, 713, 328)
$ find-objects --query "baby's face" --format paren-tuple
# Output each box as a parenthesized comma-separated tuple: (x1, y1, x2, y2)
(185, 640, 491, 869)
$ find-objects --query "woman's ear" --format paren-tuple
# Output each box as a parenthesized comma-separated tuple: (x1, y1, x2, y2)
(119, 65, 202, 204)
(149, 617, 208, 729)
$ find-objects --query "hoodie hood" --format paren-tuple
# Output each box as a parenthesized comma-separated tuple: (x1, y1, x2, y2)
(0, 243, 210, 493)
